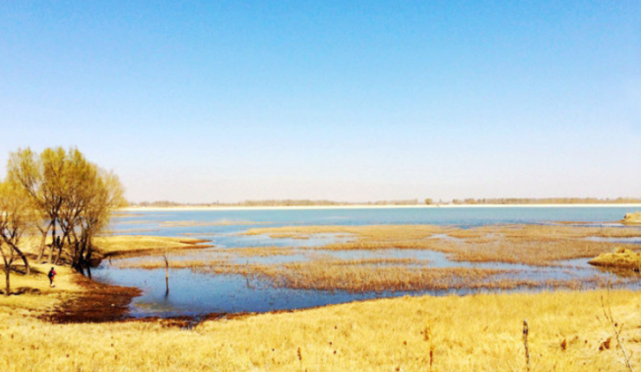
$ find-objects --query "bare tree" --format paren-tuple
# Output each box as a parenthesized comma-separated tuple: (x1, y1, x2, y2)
(0, 181, 34, 295)
(0, 239, 15, 296)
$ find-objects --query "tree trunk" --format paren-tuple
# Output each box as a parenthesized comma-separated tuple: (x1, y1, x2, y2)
(10, 244, 30, 275)
(163, 253, 169, 297)
(48, 243, 54, 265)
(37, 231, 47, 262)
(54, 232, 70, 265)
(84, 233, 93, 266)
(36, 221, 53, 262)
(51, 220, 57, 253)
(49, 220, 57, 264)
(68, 230, 83, 271)
(76, 236, 87, 271)
(4, 266, 9, 297)
(54, 245, 63, 265)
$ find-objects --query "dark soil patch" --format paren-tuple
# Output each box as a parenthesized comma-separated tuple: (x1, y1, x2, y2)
(0, 287, 42, 296)
(40, 274, 141, 324)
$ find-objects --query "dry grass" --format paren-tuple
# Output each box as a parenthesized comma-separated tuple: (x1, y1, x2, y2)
(105, 251, 630, 293)
(240, 263, 511, 292)
(223, 246, 299, 257)
(589, 247, 641, 271)
(2, 245, 641, 371)
(245, 224, 446, 241)
(195, 259, 622, 293)
(623, 212, 641, 225)
(423, 238, 631, 266)
(111, 258, 229, 270)
(1, 284, 641, 371)
(0, 263, 83, 311)
(244, 224, 641, 266)
(93, 235, 212, 258)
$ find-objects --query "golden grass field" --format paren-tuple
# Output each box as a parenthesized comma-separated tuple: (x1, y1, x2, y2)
(1, 266, 641, 372)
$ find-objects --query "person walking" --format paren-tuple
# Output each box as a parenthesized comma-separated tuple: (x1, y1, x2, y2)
(48, 267, 56, 288)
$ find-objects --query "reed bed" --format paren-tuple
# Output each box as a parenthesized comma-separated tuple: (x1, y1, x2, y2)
(111, 258, 229, 270)
(589, 247, 641, 271)
(193, 259, 622, 293)
(425, 238, 635, 266)
(244, 224, 641, 266)
(245, 224, 446, 241)
(249, 263, 509, 292)
(223, 246, 299, 257)
(93, 236, 212, 257)
(447, 224, 641, 240)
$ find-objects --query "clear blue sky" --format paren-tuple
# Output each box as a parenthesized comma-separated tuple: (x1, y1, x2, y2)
(1, 1, 640, 203)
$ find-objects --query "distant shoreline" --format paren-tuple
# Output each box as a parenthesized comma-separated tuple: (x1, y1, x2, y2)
(119, 204, 641, 212)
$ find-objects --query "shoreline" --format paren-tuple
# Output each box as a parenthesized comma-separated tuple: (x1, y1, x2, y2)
(119, 203, 641, 212)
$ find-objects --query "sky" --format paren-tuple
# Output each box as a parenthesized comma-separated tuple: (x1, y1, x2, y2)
(1, 1, 640, 203)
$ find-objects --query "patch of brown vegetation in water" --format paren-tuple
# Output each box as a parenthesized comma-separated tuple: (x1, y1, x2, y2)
(589, 247, 641, 271)
(112, 258, 229, 270)
(244, 224, 641, 266)
(197, 258, 630, 293)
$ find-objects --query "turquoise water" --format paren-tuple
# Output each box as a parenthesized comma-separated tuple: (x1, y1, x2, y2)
(92, 207, 641, 319)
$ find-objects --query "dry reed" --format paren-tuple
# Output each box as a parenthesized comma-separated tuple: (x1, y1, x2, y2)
(244, 224, 641, 266)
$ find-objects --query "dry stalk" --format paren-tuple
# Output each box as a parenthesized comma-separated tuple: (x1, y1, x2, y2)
(162, 250, 169, 296)
(601, 292, 635, 372)
(297, 346, 303, 371)
(421, 325, 435, 371)
(523, 319, 530, 372)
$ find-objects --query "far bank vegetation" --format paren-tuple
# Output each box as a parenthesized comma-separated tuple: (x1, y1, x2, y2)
(128, 196, 641, 208)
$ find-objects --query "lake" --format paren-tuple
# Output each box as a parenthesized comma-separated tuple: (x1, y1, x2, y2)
(92, 206, 641, 319)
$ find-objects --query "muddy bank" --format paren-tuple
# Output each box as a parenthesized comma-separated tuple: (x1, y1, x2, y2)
(40, 274, 141, 323)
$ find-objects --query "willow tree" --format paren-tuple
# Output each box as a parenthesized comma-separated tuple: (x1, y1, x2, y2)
(7, 148, 67, 263)
(74, 170, 126, 271)
(6, 147, 126, 272)
(57, 150, 126, 270)
(0, 181, 34, 295)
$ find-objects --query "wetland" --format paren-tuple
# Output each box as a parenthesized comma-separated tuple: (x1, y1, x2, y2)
(91, 206, 641, 319)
